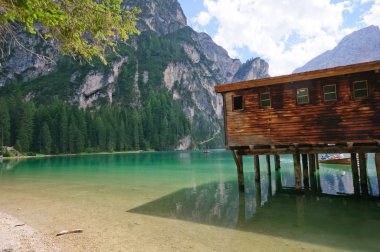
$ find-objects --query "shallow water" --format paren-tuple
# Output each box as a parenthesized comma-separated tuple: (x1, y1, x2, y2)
(0, 151, 380, 251)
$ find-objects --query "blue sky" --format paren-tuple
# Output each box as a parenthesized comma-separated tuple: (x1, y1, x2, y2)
(178, 0, 380, 76)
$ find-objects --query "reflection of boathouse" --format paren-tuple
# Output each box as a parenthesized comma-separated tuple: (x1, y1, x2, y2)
(215, 61, 380, 194)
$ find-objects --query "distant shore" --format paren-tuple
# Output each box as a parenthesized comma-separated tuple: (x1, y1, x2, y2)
(1, 150, 149, 161)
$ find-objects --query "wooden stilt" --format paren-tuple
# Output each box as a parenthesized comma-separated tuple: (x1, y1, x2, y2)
(315, 154, 320, 170)
(293, 152, 302, 191)
(266, 155, 271, 176)
(275, 170, 282, 193)
(231, 150, 245, 192)
(309, 154, 316, 175)
(358, 153, 368, 196)
(302, 154, 309, 188)
(351, 153, 360, 195)
(296, 195, 304, 227)
(237, 192, 246, 227)
(316, 171, 322, 193)
(255, 178, 262, 209)
(268, 175, 273, 197)
(275, 154, 281, 171)
(254, 155, 261, 181)
(375, 153, 380, 196)
(310, 172, 318, 193)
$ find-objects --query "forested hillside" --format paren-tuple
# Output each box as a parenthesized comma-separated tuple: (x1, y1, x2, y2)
(0, 0, 270, 154)
(0, 94, 189, 154)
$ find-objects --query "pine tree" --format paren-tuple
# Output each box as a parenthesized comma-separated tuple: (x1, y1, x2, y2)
(40, 123, 52, 154)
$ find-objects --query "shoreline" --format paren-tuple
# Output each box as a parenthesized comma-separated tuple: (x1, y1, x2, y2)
(1, 150, 149, 161)
(0, 211, 60, 251)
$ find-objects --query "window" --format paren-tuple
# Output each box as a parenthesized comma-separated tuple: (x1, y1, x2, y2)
(353, 80, 368, 98)
(323, 84, 337, 101)
(232, 95, 243, 110)
(260, 92, 271, 108)
(297, 88, 309, 104)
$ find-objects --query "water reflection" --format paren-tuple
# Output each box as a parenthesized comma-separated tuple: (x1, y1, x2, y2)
(129, 174, 380, 251)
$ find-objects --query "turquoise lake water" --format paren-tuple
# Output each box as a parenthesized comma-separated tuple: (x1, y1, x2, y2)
(0, 151, 380, 251)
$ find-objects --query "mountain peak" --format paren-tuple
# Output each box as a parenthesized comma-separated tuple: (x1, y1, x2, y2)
(123, 0, 187, 35)
(293, 25, 380, 73)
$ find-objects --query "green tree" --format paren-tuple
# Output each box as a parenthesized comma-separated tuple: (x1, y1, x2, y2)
(0, 0, 140, 64)
(16, 102, 35, 152)
(0, 98, 11, 146)
(40, 122, 52, 154)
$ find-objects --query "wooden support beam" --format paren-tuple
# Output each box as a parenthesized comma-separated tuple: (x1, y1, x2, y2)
(358, 153, 368, 196)
(275, 171, 282, 193)
(237, 145, 380, 155)
(231, 150, 245, 192)
(375, 153, 380, 197)
(310, 172, 318, 193)
(254, 155, 261, 181)
(275, 154, 281, 171)
(255, 179, 262, 209)
(237, 192, 246, 227)
(302, 154, 309, 188)
(266, 155, 271, 176)
(293, 152, 302, 191)
(350, 153, 360, 195)
(268, 176, 273, 198)
(316, 172, 322, 193)
(315, 154, 320, 170)
(309, 154, 316, 175)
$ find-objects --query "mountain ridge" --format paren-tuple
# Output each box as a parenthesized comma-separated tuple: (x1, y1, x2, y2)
(293, 25, 380, 73)
(0, 0, 270, 152)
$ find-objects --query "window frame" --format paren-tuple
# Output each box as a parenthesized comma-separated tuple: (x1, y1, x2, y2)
(296, 87, 309, 105)
(232, 95, 244, 111)
(260, 92, 271, 108)
(323, 84, 337, 102)
(353, 80, 368, 99)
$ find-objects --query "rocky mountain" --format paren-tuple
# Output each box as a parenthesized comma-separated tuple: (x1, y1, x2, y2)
(0, 0, 269, 150)
(294, 25, 380, 73)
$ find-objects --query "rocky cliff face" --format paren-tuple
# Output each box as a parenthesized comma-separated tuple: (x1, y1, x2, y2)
(0, 0, 269, 149)
(293, 25, 380, 73)
(232, 58, 270, 82)
(123, 0, 187, 35)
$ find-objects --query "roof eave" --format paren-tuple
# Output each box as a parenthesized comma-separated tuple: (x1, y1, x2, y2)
(214, 60, 380, 93)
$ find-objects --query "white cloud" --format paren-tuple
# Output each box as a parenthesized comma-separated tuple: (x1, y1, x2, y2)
(362, 0, 380, 26)
(192, 11, 212, 26)
(194, 0, 355, 76)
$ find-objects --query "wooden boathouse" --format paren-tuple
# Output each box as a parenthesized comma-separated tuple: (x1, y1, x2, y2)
(215, 60, 380, 194)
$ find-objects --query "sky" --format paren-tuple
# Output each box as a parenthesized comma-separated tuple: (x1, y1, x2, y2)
(177, 0, 380, 76)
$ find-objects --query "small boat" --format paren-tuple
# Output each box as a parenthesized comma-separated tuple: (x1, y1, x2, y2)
(319, 154, 351, 165)
(203, 150, 210, 154)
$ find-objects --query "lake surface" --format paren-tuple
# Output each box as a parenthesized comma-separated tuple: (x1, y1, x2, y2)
(1, 151, 380, 251)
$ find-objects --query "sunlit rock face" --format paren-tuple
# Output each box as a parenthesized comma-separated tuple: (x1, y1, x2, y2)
(0, 0, 270, 149)
(294, 25, 380, 73)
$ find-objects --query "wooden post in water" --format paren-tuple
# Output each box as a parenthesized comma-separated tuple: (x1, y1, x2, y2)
(275, 170, 282, 193)
(293, 152, 302, 192)
(315, 154, 320, 170)
(351, 153, 360, 195)
(231, 150, 245, 192)
(254, 155, 261, 181)
(255, 178, 262, 209)
(375, 153, 380, 196)
(275, 154, 281, 171)
(266, 155, 271, 176)
(358, 153, 368, 196)
(302, 154, 309, 188)
(309, 154, 316, 175)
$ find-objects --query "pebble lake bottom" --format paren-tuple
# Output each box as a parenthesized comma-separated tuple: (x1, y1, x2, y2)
(0, 151, 379, 251)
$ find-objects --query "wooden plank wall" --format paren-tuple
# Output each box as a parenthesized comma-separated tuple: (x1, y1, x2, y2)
(224, 71, 380, 147)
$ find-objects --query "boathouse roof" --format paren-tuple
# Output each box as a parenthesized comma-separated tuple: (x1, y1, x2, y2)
(215, 60, 380, 93)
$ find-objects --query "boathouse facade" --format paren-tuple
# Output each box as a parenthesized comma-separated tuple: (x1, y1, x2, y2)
(215, 61, 380, 193)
